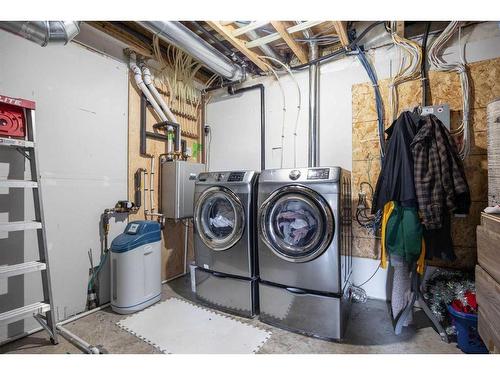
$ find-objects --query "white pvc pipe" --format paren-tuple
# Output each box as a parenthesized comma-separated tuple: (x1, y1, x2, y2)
(184, 219, 189, 274)
(150, 156, 155, 214)
(142, 169, 148, 217)
(140, 64, 178, 123)
(129, 54, 167, 123)
(59, 303, 111, 325)
(166, 125, 174, 157)
(56, 325, 100, 354)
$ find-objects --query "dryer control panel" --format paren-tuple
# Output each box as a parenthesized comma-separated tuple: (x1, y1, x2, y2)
(307, 168, 330, 180)
(198, 171, 253, 183)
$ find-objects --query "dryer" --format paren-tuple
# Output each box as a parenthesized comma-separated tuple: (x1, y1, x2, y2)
(193, 170, 259, 317)
(257, 167, 353, 340)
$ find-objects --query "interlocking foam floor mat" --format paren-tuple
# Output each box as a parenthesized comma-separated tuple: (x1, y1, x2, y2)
(116, 298, 271, 354)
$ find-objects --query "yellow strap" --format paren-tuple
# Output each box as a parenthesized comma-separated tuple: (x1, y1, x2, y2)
(416, 238, 426, 275)
(380, 201, 395, 269)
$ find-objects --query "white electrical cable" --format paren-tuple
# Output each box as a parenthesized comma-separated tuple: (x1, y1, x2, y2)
(258, 56, 302, 168)
(388, 21, 423, 122)
(259, 60, 287, 168)
(428, 21, 470, 159)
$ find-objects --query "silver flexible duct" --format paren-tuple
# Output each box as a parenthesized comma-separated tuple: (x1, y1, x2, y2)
(0, 21, 80, 46)
(308, 43, 320, 167)
(138, 21, 244, 82)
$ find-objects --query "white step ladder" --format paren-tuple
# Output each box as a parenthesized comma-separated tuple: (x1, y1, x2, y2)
(0, 94, 58, 345)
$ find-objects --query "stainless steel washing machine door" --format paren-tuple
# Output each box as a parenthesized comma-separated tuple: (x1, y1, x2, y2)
(259, 185, 334, 263)
(194, 186, 245, 251)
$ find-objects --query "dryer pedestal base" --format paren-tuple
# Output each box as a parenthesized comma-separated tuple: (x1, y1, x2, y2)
(258, 282, 351, 341)
(193, 267, 258, 318)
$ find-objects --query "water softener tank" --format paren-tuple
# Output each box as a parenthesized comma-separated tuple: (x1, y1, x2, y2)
(110, 221, 161, 314)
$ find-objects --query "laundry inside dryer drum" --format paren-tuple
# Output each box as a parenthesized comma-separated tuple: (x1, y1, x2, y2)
(274, 199, 318, 247)
(202, 193, 236, 239)
(266, 194, 326, 259)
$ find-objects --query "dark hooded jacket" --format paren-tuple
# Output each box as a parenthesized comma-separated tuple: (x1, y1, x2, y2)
(372, 111, 421, 213)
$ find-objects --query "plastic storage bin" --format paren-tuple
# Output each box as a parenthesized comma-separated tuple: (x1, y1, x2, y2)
(110, 221, 161, 314)
(447, 304, 488, 354)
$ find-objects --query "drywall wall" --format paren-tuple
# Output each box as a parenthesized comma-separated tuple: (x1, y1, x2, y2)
(0, 30, 128, 342)
(206, 22, 500, 300)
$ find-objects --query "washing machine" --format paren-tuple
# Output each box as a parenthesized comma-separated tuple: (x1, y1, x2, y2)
(192, 170, 259, 317)
(257, 167, 353, 340)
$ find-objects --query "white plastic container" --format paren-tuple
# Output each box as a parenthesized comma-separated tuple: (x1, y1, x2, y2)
(110, 221, 162, 314)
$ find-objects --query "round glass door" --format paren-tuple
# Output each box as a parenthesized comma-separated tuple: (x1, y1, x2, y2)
(259, 185, 334, 262)
(194, 187, 245, 251)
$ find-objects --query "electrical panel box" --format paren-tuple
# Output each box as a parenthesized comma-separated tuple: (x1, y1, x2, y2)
(161, 160, 205, 219)
(421, 104, 451, 130)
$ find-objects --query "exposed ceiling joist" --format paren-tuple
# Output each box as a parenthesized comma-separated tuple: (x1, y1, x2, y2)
(232, 21, 269, 37)
(245, 21, 324, 48)
(332, 21, 349, 47)
(270, 21, 308, 64)
(206, 21, 270, 71)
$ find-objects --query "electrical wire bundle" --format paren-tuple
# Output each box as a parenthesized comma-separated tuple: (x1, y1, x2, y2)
(152, 35, 202, 119)
(349, 39, 386, 158)
(388, 21, 423, 122)
(428, 21, 471, 159)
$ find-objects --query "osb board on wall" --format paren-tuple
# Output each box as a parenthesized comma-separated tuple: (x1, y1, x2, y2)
(128, 78, 201, 280)
(351, 57, 500, 269)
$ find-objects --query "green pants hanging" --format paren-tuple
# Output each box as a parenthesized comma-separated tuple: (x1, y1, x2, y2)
(385, 203, 423, 263)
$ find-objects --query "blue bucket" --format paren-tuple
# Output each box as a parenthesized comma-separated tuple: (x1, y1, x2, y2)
(447, 304, 488, 354)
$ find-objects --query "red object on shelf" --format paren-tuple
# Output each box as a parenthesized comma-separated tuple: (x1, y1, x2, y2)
(0, 94, 36, 139)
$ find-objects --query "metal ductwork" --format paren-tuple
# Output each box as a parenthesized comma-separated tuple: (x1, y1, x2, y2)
(138, 21, 244, 82)
(308, 43, 320, 167)
(0, 21, 80, 46)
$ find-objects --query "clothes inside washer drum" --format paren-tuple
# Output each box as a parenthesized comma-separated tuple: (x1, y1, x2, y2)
(207, 198, 235, 237)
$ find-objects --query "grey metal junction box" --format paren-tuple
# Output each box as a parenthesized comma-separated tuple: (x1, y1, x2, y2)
(161, 160, 205, 219)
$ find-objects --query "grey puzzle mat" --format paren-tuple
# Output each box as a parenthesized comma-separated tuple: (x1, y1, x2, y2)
(116, 297, 271, 353)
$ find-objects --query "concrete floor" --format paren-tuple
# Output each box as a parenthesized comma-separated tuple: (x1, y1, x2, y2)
(1, 275, 461, 354)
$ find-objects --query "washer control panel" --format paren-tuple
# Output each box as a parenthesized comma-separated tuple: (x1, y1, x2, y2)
(307, 168, 330, 180)
(197, 171, 249, 183)
(228, 172, 246, 182)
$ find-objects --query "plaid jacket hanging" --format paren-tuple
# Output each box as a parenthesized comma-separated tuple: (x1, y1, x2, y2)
(411, 115, 470, 230)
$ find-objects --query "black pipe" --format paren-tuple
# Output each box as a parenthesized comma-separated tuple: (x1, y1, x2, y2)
(181, 139, 187, 158)
(228, 84, 266, 170)
(134, 169, 143, 208)
(153, 120, 181, 152)
(203, 80, 238, 93)
(421, 22, 431, 107)
(140, 93, 182, 156)
(140, 93, 148, 155)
